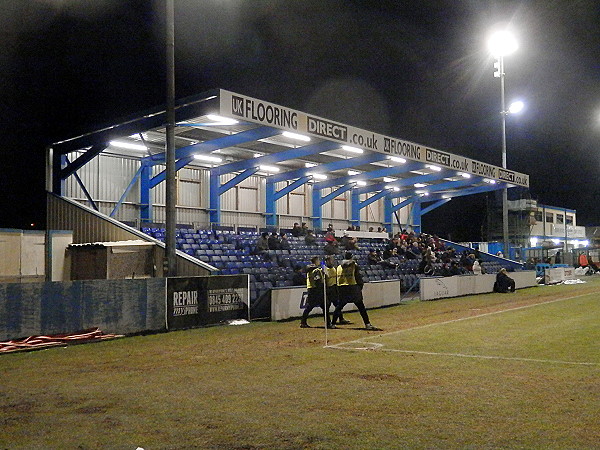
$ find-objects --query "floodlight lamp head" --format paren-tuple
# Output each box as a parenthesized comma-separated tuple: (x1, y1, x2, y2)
(488, 30, 518, 57)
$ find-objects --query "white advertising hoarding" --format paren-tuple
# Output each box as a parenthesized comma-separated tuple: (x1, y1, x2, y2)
(219, 90, 529, 187)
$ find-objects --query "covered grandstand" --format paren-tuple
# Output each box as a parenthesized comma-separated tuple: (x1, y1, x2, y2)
(45, 89, 529, 303)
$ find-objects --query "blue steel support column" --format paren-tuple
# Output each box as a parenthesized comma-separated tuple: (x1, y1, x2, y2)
(265, 179, 276, 227)
(140, 161, 152, 223)
(384, 193, 393, 233)
(312, 185, 323, 231)
(351, 189, 360, 228)
(209, 168, 221, 225)
(411, 198, 422, 233)
(52, 153, 67, 195)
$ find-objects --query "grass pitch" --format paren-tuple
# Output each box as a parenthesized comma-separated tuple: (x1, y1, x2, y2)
(1, 278, 599, 449)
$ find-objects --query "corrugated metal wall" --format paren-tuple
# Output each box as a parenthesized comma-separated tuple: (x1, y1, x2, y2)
(47, 194, 212, 276)
(61, 152, 410, 231)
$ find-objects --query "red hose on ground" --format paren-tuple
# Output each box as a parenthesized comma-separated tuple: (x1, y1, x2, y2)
(0, 328, 122, 353)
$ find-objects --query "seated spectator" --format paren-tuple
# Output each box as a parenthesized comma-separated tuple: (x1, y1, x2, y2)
(367, 250, 381, 265)
(299, 222, 309, 236)
(493, 268, 516, 293)
(340, 233, 358, 251)
(268, 231, 280, 250)
(377, 227, 383, 232)
(254, 232, 269, 255)
(324, 240, 340, 255)
(368, 227, 374, 232)
(324, 230, 336, 243)
(304, 230, 317, 246)
(448, 261, 463, 276)
(472, 259, 484, 275)
(279, 232, 290, 250)
(291, 265, 306, 286)
(379, 249, 399, 269)
(578, 252, 589, 268)
(291, 223, 302, 237)
(326, 223, 334, 232)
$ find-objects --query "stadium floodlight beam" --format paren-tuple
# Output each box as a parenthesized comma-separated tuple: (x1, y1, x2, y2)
(488, 29, 518, 258)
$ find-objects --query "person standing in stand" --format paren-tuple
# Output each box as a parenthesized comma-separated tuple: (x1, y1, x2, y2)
(300, 257, 332, 328)
(324, 255, 350, 326)
(332, 252, 380, 331)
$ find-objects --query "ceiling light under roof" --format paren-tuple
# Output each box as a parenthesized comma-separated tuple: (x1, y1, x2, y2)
(341, 145, 363, 154)
(309, 173, 328, 180)
(110, 140, 147, 151)
(206, 114, 238, 125)
(383, 177, 397, 183)
(259, 165, 280, 173)
(305, 162, 317, 168)
(354, 180, 367, 186)
(415, 190, 429, 195)
(282, 131, 311, 142)
(194, 154, 223, 163)
(347, 170, 361, 176)
(414, 183, 428, 188)
(426, 164, 442, 172)
(483, 178, 497, 184)
(458, 172, 471, 178)
(388, 156, 406, 164)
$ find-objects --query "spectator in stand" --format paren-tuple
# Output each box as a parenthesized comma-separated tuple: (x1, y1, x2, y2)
(299, 222, 309, 236)
(291, 223, 302, 237)
(367, 250, 380, 265)
(304, 230, 317, 246)
(368, 227, 374, 232)
(340, 233, 358, 251)
(291, 265, 306, 286)
(279, 232, 290, 250)
(472, 259, 484, 275)
(268, 231, 280, 250)
(324, 239, 340, 255)
(254, 232, 269, 257)
(324, 229, 336, 243)
(326, 223, 334, 232)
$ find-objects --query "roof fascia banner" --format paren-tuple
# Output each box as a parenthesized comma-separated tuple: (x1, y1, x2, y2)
(218, 89, 529, 187)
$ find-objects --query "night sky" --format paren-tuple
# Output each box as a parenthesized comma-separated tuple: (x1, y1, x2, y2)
(1, 0, 599, 241)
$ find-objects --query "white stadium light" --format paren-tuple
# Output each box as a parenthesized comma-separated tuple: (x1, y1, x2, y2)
(309, 173, 328, 180)
(194, 154, 223, 163)
(110, 140, 147, 151)
(341, 145, 363, 154)
(488, 30, 518, 57)
(305, 162, 317, 168)
(259, 165, 280, 173)
(458, 172, 471, 178)
(355, 180, 367, 186)
(392, 187, 400, 192)
(206, 114, 238, 125)
(414, 183, 428, 188)
(383, 177, 397, 183)
(282, 131, 311, 142)
(483, 179, 497, 184)
(508, 100, 525, 114)
(347, 170, 361, 176)
(426, 164, 442, 172)
(388, 156, 406, 164)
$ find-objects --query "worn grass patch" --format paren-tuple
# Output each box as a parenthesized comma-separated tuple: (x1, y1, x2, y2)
(1, 278, 599, 448)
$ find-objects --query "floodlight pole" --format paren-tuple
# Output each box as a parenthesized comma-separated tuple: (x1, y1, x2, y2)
(165, 0, 177, 276)
(498, 55, 510, 257)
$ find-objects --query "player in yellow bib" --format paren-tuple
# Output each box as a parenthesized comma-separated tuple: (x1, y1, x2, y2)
(332, 252, 380, 331)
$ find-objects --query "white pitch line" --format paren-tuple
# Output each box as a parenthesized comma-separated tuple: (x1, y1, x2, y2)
(329, 346, 600, 366)
(325, 292, 596, 356)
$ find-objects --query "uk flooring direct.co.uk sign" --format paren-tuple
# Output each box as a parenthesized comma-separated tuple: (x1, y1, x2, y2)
(166, 275, 249, 330)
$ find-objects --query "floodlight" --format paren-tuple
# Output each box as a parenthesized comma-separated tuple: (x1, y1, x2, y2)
(282, 131, 311, 142)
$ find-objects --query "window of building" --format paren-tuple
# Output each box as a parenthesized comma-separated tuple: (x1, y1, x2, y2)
(545, 213, 554, 223)
(566, 215, 574, 225)
(556, 214, 564, 224)
(534, 211, 543, 222)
